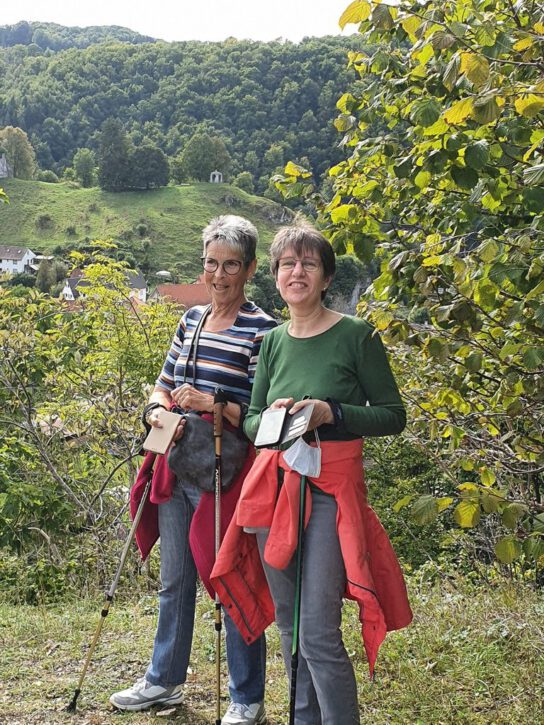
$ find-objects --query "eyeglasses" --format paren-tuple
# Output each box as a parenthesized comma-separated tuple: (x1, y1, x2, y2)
(277, 257, 321, 272)
(201, 257, 243, 275)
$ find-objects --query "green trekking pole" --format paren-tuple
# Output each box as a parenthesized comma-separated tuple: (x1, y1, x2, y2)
(289, 473, 307, 725)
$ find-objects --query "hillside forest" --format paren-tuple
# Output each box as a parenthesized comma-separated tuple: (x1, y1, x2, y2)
(0, 23, 366, 193)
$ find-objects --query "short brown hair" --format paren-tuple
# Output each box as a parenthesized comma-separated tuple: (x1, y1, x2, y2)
(269, 221, 336, 281)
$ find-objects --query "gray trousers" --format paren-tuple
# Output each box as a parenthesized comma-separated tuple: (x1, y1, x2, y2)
(257, 490, 360, 725)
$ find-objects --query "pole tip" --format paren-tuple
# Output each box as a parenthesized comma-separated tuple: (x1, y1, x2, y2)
(65, 689, 80, 712)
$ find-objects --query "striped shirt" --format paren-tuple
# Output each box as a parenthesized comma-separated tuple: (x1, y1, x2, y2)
(156, 302, 277, 404)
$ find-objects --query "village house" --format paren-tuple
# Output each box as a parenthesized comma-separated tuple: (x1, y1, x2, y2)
(150, 274, 211, 309)
(0, 153, 12, 178)
(0, 245, 36, 274)
(60, 269, 148, 303)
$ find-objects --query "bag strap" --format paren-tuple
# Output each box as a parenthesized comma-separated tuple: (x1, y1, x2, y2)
(183, 304, 212, 386)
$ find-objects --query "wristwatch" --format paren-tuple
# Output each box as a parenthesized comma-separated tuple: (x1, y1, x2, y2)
(326, 398, 345, 430)
(142, 402, 167, 430)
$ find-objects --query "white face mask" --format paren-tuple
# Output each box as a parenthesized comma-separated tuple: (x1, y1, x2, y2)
(283, 434, 321, 478)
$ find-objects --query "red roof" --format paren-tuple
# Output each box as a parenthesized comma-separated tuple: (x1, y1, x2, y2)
(156, 283, 211, 308)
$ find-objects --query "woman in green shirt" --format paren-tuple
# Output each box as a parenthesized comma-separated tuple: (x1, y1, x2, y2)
(243, 221, 408, 724)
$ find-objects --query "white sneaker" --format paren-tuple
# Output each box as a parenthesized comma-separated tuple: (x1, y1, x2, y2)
(222, 701, 267, 725)
(109, 677, 183, 711)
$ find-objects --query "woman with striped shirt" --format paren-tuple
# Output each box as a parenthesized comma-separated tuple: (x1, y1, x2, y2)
(110, 216, 276, 725)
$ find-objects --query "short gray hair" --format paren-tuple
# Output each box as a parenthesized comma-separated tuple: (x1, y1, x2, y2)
(202, 215, 258, 266)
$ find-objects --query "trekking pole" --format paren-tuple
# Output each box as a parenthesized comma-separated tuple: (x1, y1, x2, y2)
(289, 473, 307, 725)
(213, 387, 228, 725)
(66, 477, 152, 712)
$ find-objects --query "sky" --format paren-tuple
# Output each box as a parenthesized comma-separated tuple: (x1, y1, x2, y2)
(1, 0, 355, 43)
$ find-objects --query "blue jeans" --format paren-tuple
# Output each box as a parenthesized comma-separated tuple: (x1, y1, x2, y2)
(145, 480, 266, 704)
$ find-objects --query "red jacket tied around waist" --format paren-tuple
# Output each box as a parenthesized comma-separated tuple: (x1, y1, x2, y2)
(210, 439, 412, 676)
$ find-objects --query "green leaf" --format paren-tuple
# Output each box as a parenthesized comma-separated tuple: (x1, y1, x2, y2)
(352, 234, 375, 262)
(523, 347, 544, 369)
(330, 204, 357, 223)
(443, 54, 460, 91)
(393, 494, 414, 513)
(458, 482, 480, 499)
(474, 279, 497, 309)
(401, 15, 421, 38)
(465, 140, 490, 170)
(371, 4, 394, 30)
(515, 94, 544, 118)
(373, 308, 394, 331)
(474, 22, 497, 47)
(465, 351, 483, 372)
(523, 187, 544, 212)
(479, 467, 496, 486)
(451, 165, 479, 189)
(501, 503, 527, 530)
(460, 52, 490, 87)
(478, 239, 499, 262)
(481, 491, 502, 513)
(444, 98, 474, 124)
(431, 31, 457, 50)
(523, 536, 544, 562)
(415, 170, 432, 189)
(534, 514, 544, 534)
(454, 500, 481, 528)
(450, 22, 469, 38)
(472, 95, 501, 124)
(334, 114, 356, 132)
(410, 99, 441, 127)
(336, 93, 359, 113)
(495, 536, 522, 564)
(412, 495, 439, 525)
(394, 157, 412, 178)
(523, 164, 544, 186)
(427, 337, 448, 361)
(526, 279, 544, 301)
(283, 161, 311, 178)
(437, 496, 454, 513)
(446, 132, 467, 152)
(339, 0, 371, 30)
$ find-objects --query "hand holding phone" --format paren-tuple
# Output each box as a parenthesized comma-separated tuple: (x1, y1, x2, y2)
(143, 409, 183, 454)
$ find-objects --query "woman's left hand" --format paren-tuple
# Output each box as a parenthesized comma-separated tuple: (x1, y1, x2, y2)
(172, 383, 213, 413)
(289, 398, 334, 430)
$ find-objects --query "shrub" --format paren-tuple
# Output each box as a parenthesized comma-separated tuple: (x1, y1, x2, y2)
(232, 171, 255, 194)
(6, 273, 35, 288)
(35, 213, 53, 229)
(37, 169, 59, 183)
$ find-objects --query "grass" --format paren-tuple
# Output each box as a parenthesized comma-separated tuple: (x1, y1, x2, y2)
(0, 179, 283, 277)
(1, 576, 542, 724)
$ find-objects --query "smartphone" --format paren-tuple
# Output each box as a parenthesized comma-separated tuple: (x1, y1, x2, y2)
(143, 410, 183, 454)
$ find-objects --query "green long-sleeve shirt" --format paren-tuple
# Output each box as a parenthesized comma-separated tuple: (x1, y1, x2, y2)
(244, 315, 406, 442)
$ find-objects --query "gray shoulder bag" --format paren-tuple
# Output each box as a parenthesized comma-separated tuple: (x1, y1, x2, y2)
(167, 306, 248, 491)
